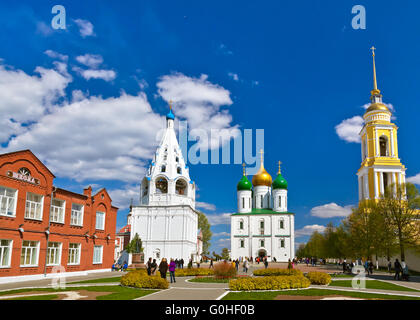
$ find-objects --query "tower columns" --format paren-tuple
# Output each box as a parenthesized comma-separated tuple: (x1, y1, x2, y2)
(379, 171, 384, 195)
(375, 128, 379, 157)
(390, 128, 395, 157)
(374, 171, 378, 199)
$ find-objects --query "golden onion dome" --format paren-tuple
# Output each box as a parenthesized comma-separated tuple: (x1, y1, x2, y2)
(365, 102, 389, 113)
(252, 164, 272, 187)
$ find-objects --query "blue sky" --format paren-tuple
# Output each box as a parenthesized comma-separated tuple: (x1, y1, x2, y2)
(1, 1, 419, 254)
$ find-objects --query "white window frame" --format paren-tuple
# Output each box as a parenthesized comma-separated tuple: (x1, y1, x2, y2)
(24, 192, 44, 221)
(46, 242, 62, 266)
(93, 245, 103, 264)
(20, 240, 40, 267)
(279, 218, 284, 229)
(68, 243, 81, 265)
(239, 239, 245, 248)
(95, 211, 105, 230)
(50, 199, 66, 224)
(70, 203, 84, 226)
(239, 219, 244, 230)
(280, 238, 285, 248)
(0, 239, 13, 268)
(0, 186, 18, 217)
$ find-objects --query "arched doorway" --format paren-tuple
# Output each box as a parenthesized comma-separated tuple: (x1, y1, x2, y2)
(258, 249, 267, 258)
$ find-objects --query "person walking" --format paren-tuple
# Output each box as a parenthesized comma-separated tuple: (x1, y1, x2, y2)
(264, 258, 268, 269)
(243, 259, 249, 273)
(151, 259, 158, 275)
(146, 258, 152, 276)
(169, 258, 176, 283)
(401, 260, 409, 281)
(159, 258, 168, 280)
(287, 259, 292, 271)
(387, 260, 392, 274)
(209, 259, 214, 269)
(394, 259, 402, 280)
(180, 258, 184, 269)
(368, 261, 374, 275)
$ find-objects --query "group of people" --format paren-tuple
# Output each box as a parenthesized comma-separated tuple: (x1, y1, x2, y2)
(146, 257, 177, 283)
(391, 259, 409, 281)
(111, 261, 128, 272)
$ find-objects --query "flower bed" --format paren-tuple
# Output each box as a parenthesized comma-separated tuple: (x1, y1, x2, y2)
(175, 268, 214, 277)
(229, 275, 310, 291)
(305, 272, 332, 285)
(120, 271, 168, 289)
(213, 262, 237, 279)
(253, 268, 303, 277)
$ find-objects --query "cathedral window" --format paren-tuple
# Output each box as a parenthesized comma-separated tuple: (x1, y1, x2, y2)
(176, 156, 179, 163)
(240, 239, 244, 248)
(280, 239, 285, 248)
(239, 220, 244, 230)
(155, 177, 168, 194)
(279, 219, 284, 229)
(379, 136, 388, 157)
(260, 195, 263, 207)
(177, 167, 182, 174)
(260, 240, 265, 247)
(161, 165, 166, 173)
(175, 179, 187, 195)
(242, 198, 245, 209)
(259, 219, 264, 235)
(278, 196, 282, 208)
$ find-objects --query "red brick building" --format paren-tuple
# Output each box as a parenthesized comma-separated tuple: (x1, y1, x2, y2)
(0, 150, 118, 283)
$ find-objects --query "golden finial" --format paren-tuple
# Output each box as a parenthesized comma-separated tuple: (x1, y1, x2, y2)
(169, 99, 173, 110)
(370, 46, 380, 95)
(259, 149, 264, 166)
(242, 163, 246, 176)
(278, 161, 282, 175)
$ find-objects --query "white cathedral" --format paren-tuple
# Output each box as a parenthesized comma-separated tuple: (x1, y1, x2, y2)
(129, 106, 201, 263)
(230, 155, 295, 262)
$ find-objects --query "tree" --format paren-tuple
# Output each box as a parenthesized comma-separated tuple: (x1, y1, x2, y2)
(221, 248, 230, 260)
(197, 211, 212, 255)
(378, 183, 420, 260)
(126, 233, 143, 254)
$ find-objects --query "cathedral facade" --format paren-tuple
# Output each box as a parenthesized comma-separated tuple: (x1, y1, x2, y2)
(129, 106, 199, 263)
(230, 155, 295, 262)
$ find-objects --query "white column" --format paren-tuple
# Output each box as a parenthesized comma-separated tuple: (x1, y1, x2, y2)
(364, 174, 369, 199)
(373, 171, 378, 199)
(390, 129, 395, 157)
(358, 176, 363, 200)
(391, 172, 397, 195)
(375, 128, 379, 157)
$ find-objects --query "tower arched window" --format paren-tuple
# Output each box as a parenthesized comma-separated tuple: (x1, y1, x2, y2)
(176, 156, 179, 163)
(161, 165, 166, 173)
(278, 196, 282, 208)
(279, 218, 284, 229)
(259, 219, 264, 235)
(175, 179, 187, 195)
(177, 167, 182, 174)
(242, 197, 245, 209)
(260, 195, 263, 208)
(155, 177, 168, 194)
(239, 219, 244, 230)
(379, 136, 388, 157)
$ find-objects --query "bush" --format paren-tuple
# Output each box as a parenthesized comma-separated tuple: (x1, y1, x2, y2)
(120, 271, 168, 289)
(213, 261, 237, 279)
(253, 268, 303, 277)
(305, 272, 331, 285)
(175, 268, 214, 277)
(229, 275, 310, 291)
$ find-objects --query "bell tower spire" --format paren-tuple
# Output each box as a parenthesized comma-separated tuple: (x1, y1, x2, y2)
(370, 46, 383, 104)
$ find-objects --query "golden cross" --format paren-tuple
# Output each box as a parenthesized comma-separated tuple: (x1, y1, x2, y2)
(169, 99, 173, 110)
(242, 163, 246, 175)
(370, 46, 376, 57)
(278, 160, 282, 174)
(259, 149, 264, 162)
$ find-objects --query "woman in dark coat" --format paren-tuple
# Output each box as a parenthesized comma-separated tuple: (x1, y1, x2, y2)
(159, 258, 169, 279)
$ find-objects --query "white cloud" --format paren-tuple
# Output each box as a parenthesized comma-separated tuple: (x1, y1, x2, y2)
(361, 102, 395, 112)
(295, 225, 326, 238)
(74, 19, 95, 37)
(44, 50, 68, 62)
(213, 232, 230, 237)
(75, 54, 103, 68)
(216, 238, 231, 248)
(310, 203, 353, 218)
(0, 62, 71, 143)
(228, 72, 239, 81)
(335, 116, 364, 143)
(36, 21, 53, 36)
(73, 67, 116, 81)
(196, 201, 216, 211)
(157, 73, 239, 150)
(407, 174, 420, 185)
(207, 213, 232, 225)
(217, 44, 233, 56)
(3, 92, 164, 182)
(108, 185, 140, 209)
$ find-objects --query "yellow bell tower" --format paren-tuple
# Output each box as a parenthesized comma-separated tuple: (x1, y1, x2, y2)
(357, 47, 406, 202)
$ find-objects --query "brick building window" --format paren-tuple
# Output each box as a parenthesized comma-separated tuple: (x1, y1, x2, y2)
(46, 242, 62, 266)
(0, 186, 17, 217)
(50, 199, 65, 224)
(0, 240, 12, 267)
(71, 204, 84, 226)
(68, 243, 81, 265)
(93, 245, 103, 264)
(20, 240, 39, 267)
(70, 203, 83, 226)
(25, 192, 44, 220)
(95, 211, 105, 230)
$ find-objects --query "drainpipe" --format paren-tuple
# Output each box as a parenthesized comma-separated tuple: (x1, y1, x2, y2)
(44, 186, 56, 277)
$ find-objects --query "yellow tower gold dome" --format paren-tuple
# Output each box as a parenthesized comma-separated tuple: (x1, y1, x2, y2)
(252, 149, 272, 187)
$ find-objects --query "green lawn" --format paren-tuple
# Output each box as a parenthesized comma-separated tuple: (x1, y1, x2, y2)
(223, 288, 420, 300)
(189, 277, 235, 283)
(0, 285, 157, 300)
(6, 294, 60, 301)
(69, 276, 122, 284)
(330, 274, 354, 278)
(329, 280, 419, 292)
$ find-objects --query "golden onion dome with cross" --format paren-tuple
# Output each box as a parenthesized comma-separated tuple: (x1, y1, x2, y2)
(252, 149, 272, 187)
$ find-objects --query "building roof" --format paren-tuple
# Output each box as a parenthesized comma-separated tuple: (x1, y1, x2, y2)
(118, 224, 131, 234)
(232, 208, 294, 216)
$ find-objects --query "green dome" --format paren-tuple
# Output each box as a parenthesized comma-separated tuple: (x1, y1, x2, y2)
(237, 175, 252, 191)
(272, 173, 288, 190)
